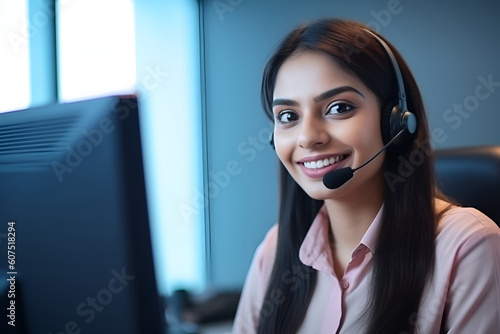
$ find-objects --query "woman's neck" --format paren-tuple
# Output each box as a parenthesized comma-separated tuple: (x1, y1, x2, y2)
(324, 177, 384, 267)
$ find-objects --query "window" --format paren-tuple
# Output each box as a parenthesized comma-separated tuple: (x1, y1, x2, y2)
(58, 0, 207, 295)
(0, 0, 30, 112)
(56, 0, 136, 102)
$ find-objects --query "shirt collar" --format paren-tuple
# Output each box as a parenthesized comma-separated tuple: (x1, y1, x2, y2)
(298, 205, 332, 273)
(299, 203, 384, 271)
(359, 203, 384, 254)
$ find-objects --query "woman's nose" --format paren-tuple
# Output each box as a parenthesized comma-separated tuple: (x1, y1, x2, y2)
(297, 115, 330, 149)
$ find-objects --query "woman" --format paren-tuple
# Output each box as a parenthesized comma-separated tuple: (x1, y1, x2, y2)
(232, 19, 500, 333)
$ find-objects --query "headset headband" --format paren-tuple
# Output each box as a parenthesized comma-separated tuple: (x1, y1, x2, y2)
(364, 29, 408, 113)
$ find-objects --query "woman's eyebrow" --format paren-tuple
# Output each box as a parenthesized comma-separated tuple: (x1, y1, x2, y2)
(313, 86, 364, 103)
(272, 98, 299, 108)
(272, 86, 365, 108)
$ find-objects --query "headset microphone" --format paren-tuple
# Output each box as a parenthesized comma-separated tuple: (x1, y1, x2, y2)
(323, 128, 406, 189)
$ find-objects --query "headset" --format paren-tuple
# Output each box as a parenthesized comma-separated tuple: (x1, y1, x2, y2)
(364, 29, 417, 145)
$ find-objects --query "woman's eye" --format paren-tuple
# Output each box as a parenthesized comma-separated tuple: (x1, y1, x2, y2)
(276, 111, 298, 123)
(327, 103, 354, 115)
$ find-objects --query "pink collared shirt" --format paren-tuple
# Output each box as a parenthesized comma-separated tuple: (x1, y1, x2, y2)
(232, 203, 500, 333)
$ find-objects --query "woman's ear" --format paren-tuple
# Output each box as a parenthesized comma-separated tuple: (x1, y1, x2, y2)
(269, 132, 275, 149)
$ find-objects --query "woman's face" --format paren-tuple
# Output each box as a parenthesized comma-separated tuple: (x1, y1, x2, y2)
(272, 51, 385, 200)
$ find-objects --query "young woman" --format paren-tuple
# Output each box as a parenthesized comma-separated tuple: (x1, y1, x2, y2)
(232, 19, 500, 333)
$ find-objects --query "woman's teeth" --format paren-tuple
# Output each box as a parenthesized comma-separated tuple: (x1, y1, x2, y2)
(303, 155, 345, 169)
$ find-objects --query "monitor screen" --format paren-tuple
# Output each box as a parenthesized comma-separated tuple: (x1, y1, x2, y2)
(0, 95, 166, 334)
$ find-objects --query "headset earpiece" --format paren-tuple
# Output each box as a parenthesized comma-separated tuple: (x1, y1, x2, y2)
(381, 101, 397, 145)
(381, 102, 417, 146)
(402, 111, 417, 134)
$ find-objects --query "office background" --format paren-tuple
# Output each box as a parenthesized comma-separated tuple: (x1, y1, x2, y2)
(2, 0, 499, 296)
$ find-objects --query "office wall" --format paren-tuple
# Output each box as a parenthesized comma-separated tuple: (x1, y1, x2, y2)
(201, 0, 500, 289)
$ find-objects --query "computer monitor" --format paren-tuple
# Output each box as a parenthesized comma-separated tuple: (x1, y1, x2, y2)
(0, 95, 166, 334)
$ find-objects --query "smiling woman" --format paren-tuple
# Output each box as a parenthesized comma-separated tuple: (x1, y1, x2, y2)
(272, 51, 384, 203)
(232, 18, 500, 334)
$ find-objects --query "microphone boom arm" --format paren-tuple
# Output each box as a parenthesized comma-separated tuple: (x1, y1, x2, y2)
(353, 128, 405, 172)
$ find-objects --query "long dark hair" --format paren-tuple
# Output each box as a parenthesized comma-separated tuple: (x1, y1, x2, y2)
(259, 19, 441, 333)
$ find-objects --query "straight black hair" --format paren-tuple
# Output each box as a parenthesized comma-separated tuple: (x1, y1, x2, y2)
(259, 18, 442, 333)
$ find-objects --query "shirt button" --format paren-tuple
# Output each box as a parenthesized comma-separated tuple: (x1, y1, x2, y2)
(342, 281, 349, 290)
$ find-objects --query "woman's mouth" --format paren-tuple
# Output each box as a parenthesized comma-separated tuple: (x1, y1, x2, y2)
(303, 155, 347, 170)
(298, 154, 349, 178)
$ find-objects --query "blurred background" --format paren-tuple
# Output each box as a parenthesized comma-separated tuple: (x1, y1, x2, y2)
(1, 0, 499, 323)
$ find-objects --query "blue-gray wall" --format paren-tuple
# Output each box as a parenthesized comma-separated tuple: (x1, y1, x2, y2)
(202, 0, 500, 289)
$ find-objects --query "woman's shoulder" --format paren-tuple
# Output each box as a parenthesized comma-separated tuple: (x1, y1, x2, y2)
(232, 224, 279, 332)
(251, 223, 279, 275)
(438, 204, 498, 231)
(436, 200, 500, 250)
(427, 201, 500, 333)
